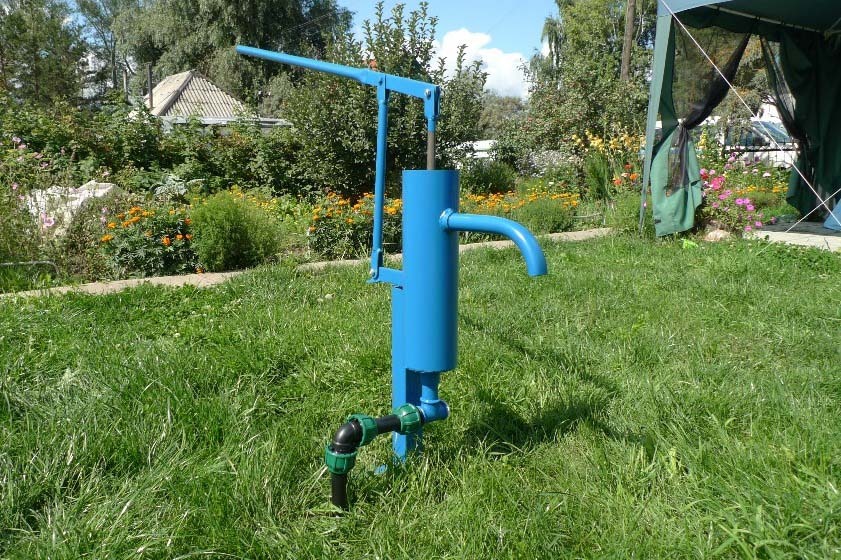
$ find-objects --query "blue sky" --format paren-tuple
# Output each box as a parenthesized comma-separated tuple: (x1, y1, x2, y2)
(339, 0, 559, 97)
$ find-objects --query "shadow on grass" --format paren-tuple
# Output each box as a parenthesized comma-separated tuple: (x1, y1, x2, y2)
(457, 315, 654, 459)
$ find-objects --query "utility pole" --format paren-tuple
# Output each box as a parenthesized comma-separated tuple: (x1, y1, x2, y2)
(620, 0, 636, 82)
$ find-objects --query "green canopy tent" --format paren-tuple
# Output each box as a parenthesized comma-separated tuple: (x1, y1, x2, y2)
(641, 0, 841, 236)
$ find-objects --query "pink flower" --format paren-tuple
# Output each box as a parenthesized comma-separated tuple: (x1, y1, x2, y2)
(11, 182, 18, 190)
(728, 155, 736, 163)
(755, 221, 763, 227)
(746, 204, 755, 212)
(11, 136, 21, 144)
(17, 143, 26, 150)
(744, 225, 752, 232)
(711, 201, 720, 209)
(735, 198, 746, 206)
(711, 176, 725, 190)
(41, 214, 55, 228)
(718, 193, 728, 200)
(724, 163, 733, 170)
(710, 170, 717, 176)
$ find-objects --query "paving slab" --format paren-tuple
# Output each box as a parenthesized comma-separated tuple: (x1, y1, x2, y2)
(747, 221, 841, 252)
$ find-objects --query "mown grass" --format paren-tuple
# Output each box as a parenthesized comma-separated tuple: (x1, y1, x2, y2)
(1, 235, 840, 558)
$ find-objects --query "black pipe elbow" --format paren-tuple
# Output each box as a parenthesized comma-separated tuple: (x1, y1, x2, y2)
(331, 420, 363, 454)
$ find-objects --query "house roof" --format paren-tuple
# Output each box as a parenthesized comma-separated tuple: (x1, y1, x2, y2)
(146, 70, 251, 119)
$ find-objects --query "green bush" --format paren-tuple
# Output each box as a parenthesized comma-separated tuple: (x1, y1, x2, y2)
(603, 192, 655, 236)
(189, 192, 283, 272)
(101, 203, 196, 278)
(461, 159, 517, 196)
(584, 151, 613, 201)
(511, 197, 575, 234)
(307, 193, 401, 260)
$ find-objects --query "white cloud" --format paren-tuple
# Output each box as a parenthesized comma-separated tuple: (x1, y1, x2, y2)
(434, 28, 529, 99)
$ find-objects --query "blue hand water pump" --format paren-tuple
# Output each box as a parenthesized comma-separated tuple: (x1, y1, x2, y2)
(237, 45, 548, 508)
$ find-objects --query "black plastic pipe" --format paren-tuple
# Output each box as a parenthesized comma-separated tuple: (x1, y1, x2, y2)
(328, 413, 418, 509)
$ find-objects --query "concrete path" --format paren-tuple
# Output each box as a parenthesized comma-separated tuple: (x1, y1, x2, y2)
(747, 221, 841, 252)
(2, 228, 614, 299)
(3, 271, 245, 299)
(297, 228, 614, 273)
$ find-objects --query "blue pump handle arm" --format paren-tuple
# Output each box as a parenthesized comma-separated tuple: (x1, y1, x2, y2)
(236, 46, 440, 132)
(440, 210, 548, 277)
(236, 45, 441, 284)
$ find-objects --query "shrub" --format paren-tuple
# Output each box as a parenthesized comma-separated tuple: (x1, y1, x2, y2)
(511, 197, 575, 234)
(189, 191, 283, 272)
(583, 151, 612, 201)
(50, 189, 139, 280)
(698, 175, 766, 235)
(100, 203, 197, 278)
(461, 160, 517, 196)
(308, 193, 401, 260)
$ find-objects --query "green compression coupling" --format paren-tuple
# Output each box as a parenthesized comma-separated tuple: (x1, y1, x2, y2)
(393, 403, 423, 435)
(325, 445, 357, 475)
(347, 413, 378, 446)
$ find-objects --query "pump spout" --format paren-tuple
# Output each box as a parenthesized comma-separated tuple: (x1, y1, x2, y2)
(440, 210, 548, 276)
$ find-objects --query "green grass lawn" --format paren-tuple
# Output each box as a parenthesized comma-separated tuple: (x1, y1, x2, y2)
(1, 236, 840, 558)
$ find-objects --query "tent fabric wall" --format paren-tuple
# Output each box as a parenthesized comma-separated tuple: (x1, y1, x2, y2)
(643, 0, 841, 235)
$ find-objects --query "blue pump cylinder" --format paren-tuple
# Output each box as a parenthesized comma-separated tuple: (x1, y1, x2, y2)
(402, 170, 459, 373)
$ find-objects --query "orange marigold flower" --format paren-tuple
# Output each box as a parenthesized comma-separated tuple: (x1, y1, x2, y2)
(185, 234, 192, 240)
(629, 173, 639, 181)
(100, 234, 113, 243)
(176, 234, 184, 240)
(162, 236, 171, 246)
(107, 222, 116, 229)
(117, 213, 125, 219)
(184, 218, 191, 225)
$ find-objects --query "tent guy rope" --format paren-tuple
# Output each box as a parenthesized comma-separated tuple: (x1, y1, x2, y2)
(659, 0, 841, 247)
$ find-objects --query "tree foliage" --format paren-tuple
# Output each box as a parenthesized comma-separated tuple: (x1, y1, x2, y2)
(76, 0, 140, 97)
(496, 0, 656, 169)
(0, 0, 87, 104)
(114, 0, 351, 100)
(282, 2, 486, 198)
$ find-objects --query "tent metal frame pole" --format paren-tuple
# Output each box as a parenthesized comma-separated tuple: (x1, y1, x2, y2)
(709, 5, 822, 34)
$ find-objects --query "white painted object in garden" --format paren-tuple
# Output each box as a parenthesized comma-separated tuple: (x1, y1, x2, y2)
(25, 181, 119, 236)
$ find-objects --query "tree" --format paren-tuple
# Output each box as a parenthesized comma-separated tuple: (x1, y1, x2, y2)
(114, 0, 351, 101)
(0, 0, 87, 104)
(478, 93, 524, 139)
(77, 0, 140, 96)
(282, 2, 486, 198)
(620, 0, 636, 81)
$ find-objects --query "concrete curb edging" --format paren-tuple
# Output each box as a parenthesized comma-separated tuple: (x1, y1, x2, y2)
(3, 228, 614, 299)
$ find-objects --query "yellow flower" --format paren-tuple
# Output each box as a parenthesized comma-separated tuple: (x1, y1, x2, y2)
(100, 234, 113, 243)
(107, 222, 116, 229)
